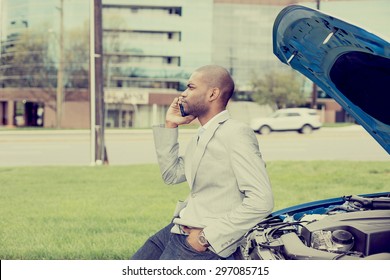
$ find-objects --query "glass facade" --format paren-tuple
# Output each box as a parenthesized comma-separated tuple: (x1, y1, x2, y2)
(212, 3, 284, 89)
(103, 0, 214, 93)
(102, 0, 214, 127)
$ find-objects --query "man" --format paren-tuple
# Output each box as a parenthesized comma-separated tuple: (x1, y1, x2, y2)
(131, 65, 273, 260)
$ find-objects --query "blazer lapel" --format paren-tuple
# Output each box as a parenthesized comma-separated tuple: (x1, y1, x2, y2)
(185, 136, 197, 189)
(190, 112, 230, 187)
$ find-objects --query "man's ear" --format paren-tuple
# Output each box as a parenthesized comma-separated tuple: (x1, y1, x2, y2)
(208, 87, 221, 102)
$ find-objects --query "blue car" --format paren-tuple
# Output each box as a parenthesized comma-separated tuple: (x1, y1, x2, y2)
(239, 5, 390, 260)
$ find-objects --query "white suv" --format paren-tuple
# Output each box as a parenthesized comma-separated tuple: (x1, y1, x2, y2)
(250, 108, 322, 134)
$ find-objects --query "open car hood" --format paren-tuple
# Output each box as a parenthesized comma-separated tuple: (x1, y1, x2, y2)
(273, 5, 390, 154)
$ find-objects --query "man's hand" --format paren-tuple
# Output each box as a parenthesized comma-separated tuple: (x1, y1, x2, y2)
(186, 228, 208, 252)
(165, 97, 196, 128)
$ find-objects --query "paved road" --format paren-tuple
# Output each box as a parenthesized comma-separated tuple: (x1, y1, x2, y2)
(0, 125, 388, 167)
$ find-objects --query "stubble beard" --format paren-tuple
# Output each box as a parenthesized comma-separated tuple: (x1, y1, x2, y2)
(186, 102, 208, 119)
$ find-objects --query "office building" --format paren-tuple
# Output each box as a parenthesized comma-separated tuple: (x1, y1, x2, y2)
(1, 0, 388, 128)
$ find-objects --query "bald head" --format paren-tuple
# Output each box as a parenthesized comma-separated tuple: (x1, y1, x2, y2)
(194, 65, 235, 107)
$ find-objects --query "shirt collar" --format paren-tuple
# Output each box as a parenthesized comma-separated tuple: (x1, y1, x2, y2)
(201, 110, 228, 131)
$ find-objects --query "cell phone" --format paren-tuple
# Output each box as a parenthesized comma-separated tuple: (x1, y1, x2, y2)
(179, 103, 188, 117)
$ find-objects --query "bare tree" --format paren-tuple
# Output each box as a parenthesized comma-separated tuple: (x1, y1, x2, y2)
(0, 23, 90, 114)
(1, 28, 56, 88)
(0, 26, 58, 114)
(64, 21, 89, 88)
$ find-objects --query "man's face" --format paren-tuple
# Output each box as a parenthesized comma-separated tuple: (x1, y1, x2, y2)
(180, 71, 210, 117)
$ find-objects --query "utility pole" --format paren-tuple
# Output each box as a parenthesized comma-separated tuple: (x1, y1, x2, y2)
(90, 0, 108, 165)
(311, 0, 320, 109)
(56, 0, 64, 128)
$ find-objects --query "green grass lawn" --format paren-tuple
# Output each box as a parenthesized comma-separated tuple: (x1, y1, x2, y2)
(0, 162, 388, 259)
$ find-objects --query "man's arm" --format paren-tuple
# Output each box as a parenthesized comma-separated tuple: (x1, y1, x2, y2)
(153, 97, 195, 185)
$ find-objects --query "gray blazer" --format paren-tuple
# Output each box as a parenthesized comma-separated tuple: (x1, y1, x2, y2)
(153, 111, 273, 258)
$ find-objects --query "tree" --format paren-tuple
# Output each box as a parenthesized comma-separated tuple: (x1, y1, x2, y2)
(64, 21, 89, 88)
(102, 14, 126, 88)
(251, 69, 307, 109)
(0, 27, 57, 88)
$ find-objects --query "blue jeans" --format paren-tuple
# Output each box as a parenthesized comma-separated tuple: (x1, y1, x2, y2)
(131, 223, 220, 260)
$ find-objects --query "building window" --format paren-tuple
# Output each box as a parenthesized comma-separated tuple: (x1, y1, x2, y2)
(168, 7, 182, 16)
(104, 30, 182, 43)
(104, 5, 182, 18)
